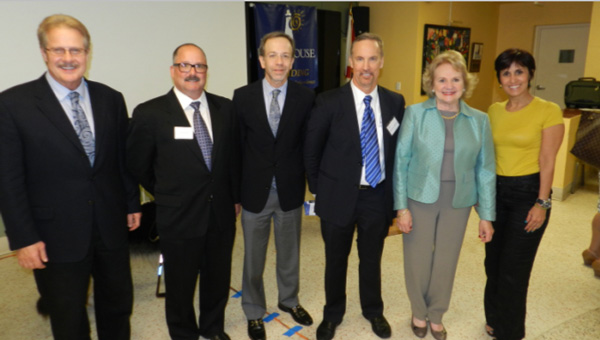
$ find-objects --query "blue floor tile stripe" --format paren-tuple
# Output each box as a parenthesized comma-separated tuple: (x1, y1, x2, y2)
(263, 312, 279, 322)
(283, 326, 303, 337)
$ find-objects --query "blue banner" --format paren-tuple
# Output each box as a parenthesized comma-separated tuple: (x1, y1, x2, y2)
(254, 3, 318, 88)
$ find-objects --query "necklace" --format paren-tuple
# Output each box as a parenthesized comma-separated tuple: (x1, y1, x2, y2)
(440, 112, 459, 120)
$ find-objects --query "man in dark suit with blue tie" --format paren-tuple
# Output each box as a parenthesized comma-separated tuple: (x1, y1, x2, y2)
(127, 43, 240, 340)
(0, 14, 141, 340)
(304, 33, 405, 340)
(232, 32, 315, 340)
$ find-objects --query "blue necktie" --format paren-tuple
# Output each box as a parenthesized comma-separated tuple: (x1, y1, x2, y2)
(190, 101, 213, 170)
(360, 95, 381, 187)
(69, 92, 95, 165)
(269, 89, 281, 136)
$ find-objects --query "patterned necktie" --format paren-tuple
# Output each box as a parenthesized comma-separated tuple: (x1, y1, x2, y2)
(69, 92, 95, 165)
(360, 95, 381, 187)
(190, 101, 213, 170)
(269, 89, 281, 136)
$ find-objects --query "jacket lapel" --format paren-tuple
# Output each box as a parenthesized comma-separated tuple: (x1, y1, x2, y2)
(33, 76, 89, 162)
(251, 82, 273, 138)
(206, 92, 222, 168)
(277, 82, 297, 139)
(340, 83, 362, 159)
(164, 90, 207, 167)
(378, 87, 394, 157)
(88, 81, 105, 169)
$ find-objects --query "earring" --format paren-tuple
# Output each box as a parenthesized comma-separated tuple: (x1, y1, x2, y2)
(462, 88, 466, 92)
(499, 84, 503, 88)
(431, 90, 435, 94)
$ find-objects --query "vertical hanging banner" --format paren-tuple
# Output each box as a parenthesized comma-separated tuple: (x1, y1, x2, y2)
(254, 3, 318, 88)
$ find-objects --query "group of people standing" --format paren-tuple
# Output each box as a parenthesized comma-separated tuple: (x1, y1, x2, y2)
(0, 13, 567, 340)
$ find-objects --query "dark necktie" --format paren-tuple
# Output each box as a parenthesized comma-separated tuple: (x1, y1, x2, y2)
(269, 89, 281, 136)
(69, 92, 95, 165)
(360, 95, 381, 187)
(190, 101, 212, 170)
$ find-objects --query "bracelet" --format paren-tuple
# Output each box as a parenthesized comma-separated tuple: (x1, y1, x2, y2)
(398, 209, 409, 217)
(535, 198, 551, 210)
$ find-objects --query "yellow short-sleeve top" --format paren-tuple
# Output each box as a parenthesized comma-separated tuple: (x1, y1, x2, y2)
(487, 96, 563, 176)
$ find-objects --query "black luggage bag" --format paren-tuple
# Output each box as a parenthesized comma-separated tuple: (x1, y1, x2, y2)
(565, 77, 600, 109)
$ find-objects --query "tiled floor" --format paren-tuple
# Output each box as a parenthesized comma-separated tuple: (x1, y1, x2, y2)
(1, 176, 599, 340)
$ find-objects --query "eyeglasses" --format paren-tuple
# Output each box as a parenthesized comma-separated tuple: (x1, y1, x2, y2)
(173, 63, 208, 73)
(45, 47, 86, 56)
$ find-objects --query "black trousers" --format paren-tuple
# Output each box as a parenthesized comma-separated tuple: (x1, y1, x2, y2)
(320, 184, 388, 324)
(34, 227, 133, 340)
(484, 173, 551, 340)
(160, 212, 235, 340)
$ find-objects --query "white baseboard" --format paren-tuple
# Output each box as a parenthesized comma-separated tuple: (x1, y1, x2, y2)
(0, 236, 11, 255)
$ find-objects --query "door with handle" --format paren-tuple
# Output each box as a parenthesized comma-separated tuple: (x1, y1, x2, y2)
(532, 24, 589, 109)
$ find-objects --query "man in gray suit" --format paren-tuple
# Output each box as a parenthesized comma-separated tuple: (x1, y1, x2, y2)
(232, 32, 315, 340)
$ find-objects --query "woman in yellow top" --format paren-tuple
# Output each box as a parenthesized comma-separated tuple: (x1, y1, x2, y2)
(484, 49, 564, 340)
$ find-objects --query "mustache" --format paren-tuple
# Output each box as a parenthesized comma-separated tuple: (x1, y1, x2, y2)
(58, 62, 78, 68)
(185, 76, 200, 82)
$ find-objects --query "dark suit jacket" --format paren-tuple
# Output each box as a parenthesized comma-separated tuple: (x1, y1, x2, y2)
(0, 75, 140, 263)
(126, 89, 240, 240)
(233, 80, 315, 213)
(304, 83, 405, 226)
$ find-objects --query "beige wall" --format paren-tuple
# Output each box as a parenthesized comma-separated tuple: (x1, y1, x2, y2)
(362, 2, 592, 110)
(493, 1, 592, 102)
(584, 3, 600, 78)
(362, 2, 421, 105)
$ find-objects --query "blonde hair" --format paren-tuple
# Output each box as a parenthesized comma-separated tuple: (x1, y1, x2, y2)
(38, 14, 90, 50)
(422, 50, 478, 99)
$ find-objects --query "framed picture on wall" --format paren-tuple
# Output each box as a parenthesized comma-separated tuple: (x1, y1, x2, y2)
(470, 42, 483, 72)
(422, 24, 471, 94)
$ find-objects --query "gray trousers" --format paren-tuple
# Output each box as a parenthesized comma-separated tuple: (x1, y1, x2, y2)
(403, 181, 471, 324)
(241, 189, 302, 320)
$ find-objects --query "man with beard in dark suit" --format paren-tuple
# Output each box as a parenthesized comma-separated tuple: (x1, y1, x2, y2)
(127, 43, 240, 340)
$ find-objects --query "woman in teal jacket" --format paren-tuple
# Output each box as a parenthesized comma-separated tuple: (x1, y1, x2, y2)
(393, 50, 496, 340)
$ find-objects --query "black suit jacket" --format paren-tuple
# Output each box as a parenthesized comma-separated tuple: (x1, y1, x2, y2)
(304, 83, 405, 226)
(126, 89, 240, 240)
(0, 75, 140, 262)
(233, 80, 315, 213)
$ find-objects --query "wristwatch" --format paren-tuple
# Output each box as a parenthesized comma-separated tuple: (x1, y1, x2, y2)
(535, 198, 552, 210)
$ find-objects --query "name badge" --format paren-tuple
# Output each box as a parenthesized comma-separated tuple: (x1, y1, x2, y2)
(387, 117, 400, 135)
(174, 127, 194, 140)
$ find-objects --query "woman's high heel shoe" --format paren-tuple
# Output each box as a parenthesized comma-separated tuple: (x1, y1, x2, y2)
(582, 249, 598, 266)
(592, 259, 600, 277)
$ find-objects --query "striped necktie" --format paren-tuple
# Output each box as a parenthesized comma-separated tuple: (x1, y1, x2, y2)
(360, 95, 381, 187)
(190, 101, 212, 170)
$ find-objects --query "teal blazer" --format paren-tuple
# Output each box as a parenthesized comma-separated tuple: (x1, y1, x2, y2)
(393, 98, 496, 221)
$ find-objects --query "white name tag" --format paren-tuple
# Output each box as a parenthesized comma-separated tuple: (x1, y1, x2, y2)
(387, 117, 400, 135)
(174, 126, 194, 140)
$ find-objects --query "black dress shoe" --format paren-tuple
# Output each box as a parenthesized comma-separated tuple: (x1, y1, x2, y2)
(209, 332, 231, 340)
(368, 315, 391, 339)
(248, 319, 266, 340)
(316, 320, 338, 340)
(278, 303, 313, 326)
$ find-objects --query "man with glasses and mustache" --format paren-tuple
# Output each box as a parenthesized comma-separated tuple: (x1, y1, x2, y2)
(127, 43, 241, 340)
(0, 14, 141, 340)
